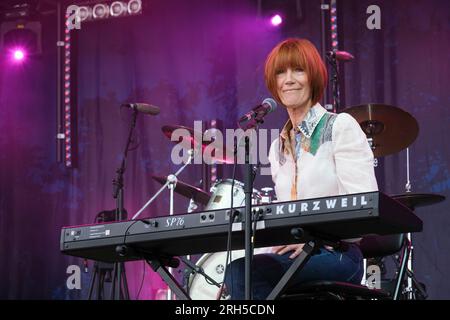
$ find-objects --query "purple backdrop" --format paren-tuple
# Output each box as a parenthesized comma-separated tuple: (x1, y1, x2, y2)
(0, 0, 449, 299)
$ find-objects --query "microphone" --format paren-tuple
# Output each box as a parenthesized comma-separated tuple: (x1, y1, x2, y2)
(238, 98, 277, 129)
(327, 50, 354, 61)
(122, 103, 160, 115)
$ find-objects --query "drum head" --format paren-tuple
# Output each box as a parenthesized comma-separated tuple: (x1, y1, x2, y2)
(206, 180, 246, 210)
(188, 248, 271, 300)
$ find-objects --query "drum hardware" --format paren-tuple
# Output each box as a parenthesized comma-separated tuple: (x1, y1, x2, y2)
(391, 192, 445, 299)
(344, 103, 421, 297)
(132, 149, 196, 221)
(166, 174, 178, 300)
(187, 198, 198, 213)
(179, 256, 222, 292)
(401, 143, 415, 299)
(389, 251, 428, 300)
(261, 187, 274, 204)
(151, 175, 210, 207)
(131, 149, 196, 300)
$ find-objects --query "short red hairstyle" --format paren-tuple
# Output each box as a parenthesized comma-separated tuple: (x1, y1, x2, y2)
(264, 38, 327, 106)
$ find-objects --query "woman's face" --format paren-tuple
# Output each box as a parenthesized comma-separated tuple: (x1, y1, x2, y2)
(276, 67, 312, 110)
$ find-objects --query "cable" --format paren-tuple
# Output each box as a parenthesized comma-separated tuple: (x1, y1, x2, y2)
(136, 260, 146, 299)
(220, 136, 238, 300)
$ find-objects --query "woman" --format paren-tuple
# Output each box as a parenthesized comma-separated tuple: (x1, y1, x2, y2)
(223, 38, 378, 300)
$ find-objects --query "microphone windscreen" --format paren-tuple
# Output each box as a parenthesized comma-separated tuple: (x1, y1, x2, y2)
(262, 98, 277, 113)
(135, 103, 160, 115)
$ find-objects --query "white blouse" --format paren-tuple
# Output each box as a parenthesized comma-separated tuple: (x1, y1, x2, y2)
(268, 103, 378, 202)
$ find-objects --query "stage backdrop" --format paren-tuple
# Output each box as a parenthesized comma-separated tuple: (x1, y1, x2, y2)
(0, 0, 449, 299)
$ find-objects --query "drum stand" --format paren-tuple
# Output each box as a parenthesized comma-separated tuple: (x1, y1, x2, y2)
(397, 148, 427, 299)
(132, 149, 195, 300)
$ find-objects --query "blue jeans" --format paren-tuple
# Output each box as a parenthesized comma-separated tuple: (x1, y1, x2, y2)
(223, 244, 364, 300)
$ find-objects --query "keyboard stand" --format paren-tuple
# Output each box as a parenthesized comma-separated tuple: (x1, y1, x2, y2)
(147, 259, 191, 300)
(266, 227, 341, 300)
(118, 245, 191, 300)
(266, 239, 319, 300)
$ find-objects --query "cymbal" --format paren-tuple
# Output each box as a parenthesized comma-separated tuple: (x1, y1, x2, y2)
(162, 125, 234, 164)
(342, 104, 419, 157)
(392, 193, 446, 210)
(152, 175, 210, 206)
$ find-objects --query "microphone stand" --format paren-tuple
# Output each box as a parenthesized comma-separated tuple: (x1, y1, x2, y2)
(244, 135, 254, 300)
(238, 115, 264, 301)
(110, 108, 139, 300)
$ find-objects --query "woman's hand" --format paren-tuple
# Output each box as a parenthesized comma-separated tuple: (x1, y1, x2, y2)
(271, 244, 305, 259)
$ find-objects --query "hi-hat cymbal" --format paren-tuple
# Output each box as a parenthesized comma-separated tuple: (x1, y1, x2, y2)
(392, 193, 446, 210)
(342, 104, 419, 157)
(162, 125, 234, 164)
(152, 175, 210, 206)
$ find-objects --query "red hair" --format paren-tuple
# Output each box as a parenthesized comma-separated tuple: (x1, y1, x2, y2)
(264, 38, 327, 106)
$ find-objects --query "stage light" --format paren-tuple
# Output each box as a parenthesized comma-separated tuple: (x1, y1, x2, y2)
(78, 6, 92, 22)
(110, 1, 127, 17)
(127, 0, 142, 15)
(62, 16, 73, 168)
(92, 3, 109, 19)
(330, 0, 338, 51)
(270, 14, 283, 26)
(61, 0, 144, 167)
(12, 48, 25, 61)
(0, 21, 42, 57)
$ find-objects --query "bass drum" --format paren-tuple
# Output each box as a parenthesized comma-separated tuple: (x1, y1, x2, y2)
(188, 248, 270, 300)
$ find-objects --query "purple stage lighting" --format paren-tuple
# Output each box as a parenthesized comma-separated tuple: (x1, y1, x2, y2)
(12, 48, 25, 61)
(270, 14, 282, 26)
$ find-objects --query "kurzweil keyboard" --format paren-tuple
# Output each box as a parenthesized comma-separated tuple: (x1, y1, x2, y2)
(60, 192, 422, 262)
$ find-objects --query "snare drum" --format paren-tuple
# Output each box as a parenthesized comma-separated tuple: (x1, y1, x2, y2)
(188, 248, 270, 300)
(205, 179, 261, 210)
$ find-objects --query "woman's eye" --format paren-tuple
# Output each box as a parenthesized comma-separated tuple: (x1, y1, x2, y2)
(294, 68, 304, 72)
(275, 70, 285, 75)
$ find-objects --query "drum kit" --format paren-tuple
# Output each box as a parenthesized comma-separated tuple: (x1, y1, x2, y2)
(344, 103, 445, 299)
(142, 124, 275, 300)
(144, 103, 445, 300)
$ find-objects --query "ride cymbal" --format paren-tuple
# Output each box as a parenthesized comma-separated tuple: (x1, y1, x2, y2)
(343, 104, 419, 157)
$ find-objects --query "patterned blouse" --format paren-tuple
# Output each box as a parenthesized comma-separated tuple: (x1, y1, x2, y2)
(268, 103, 378, 202)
